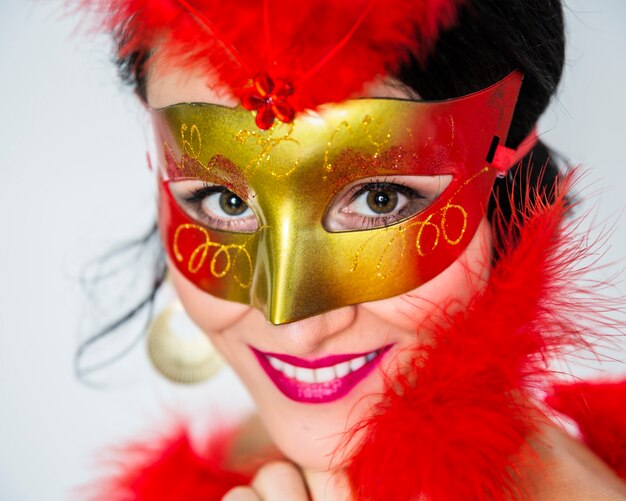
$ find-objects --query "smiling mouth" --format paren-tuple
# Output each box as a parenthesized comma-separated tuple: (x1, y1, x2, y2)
(250, 345, 393, 404)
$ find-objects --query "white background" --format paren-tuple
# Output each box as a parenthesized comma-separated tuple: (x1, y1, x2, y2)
(1, 1, 625, 499)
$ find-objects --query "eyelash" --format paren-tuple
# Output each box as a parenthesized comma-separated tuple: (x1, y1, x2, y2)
(183, 183, 224, 203)
(181, 183, 254, 230)
(347, 180, 423, 203)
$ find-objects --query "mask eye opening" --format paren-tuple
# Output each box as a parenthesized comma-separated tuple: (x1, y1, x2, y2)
(322, 175, 453, 233)
(167, 179, 260, 234)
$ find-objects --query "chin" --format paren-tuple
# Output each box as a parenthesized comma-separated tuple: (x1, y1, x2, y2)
(257, 399, 373, 471)
(238, 352, 393, 472)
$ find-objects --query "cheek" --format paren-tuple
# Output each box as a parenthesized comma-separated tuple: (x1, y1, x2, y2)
(168, 258, 252, 344)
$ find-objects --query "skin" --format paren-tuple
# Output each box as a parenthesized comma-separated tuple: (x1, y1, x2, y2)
(146, 55, 626, 500)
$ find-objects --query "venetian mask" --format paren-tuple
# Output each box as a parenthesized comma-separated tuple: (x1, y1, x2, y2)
(152, 72, 522, 324)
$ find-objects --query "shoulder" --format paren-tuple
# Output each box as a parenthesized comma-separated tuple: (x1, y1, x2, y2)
(519, 423, 626, 500)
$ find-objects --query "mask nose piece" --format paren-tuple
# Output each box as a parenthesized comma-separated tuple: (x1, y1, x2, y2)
(250, 212, 320, 325)
(250, 243, 289, 325)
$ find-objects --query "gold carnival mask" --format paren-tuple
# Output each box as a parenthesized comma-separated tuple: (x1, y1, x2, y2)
(152, 72, 522, 324)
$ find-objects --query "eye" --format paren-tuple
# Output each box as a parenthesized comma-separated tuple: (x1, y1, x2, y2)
(212, 191, 248, 217)
(324, 175, 452, 232)
(360, 188, 401, 215)
(168, 180, 259, 233)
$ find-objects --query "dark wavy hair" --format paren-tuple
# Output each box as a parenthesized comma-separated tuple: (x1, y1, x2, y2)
(77, 0, 565, 380)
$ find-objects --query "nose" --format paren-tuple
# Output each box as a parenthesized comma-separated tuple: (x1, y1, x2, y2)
(265, 304, 359, 354)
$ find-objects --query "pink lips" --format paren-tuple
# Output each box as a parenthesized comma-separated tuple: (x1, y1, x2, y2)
(251, 345, 393, 404)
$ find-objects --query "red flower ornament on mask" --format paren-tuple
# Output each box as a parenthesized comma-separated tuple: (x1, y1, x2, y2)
(239, 74, 295, 129)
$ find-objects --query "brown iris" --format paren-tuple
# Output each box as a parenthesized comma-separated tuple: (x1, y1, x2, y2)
(366, 189, 399, 214)
(219, 192, 248, 216)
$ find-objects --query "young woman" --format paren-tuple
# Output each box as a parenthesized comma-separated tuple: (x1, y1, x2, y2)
(81, 0, 626, 499)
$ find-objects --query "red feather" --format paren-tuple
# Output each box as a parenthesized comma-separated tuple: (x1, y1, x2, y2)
(77, 0, 464, 110)
(83, 426, 252, 500)
(546, 380, 626, 480)
(342, 167, 622, 500)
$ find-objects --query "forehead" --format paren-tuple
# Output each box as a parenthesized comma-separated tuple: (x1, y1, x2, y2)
(145, 54, 414, 109)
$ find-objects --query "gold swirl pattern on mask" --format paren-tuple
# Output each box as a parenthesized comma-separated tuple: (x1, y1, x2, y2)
(411, 212, 446, 257)
(235, 124, 300, 178)
(447, 116, 456, 147)
(405, 168, 490, 257)
(323, 115, 393, 179)
(350, 166, 489, 276)
(352, 201, 457, 278)
(326, 146, 414, 195)
(163, 142, 206, 180)
(173, 224, 253, 289)
(409, 167, 490, 256)
(439, 202, 467, 246)
(361, 115, 392, 158)
(323, 121, 352, 179)
(349, 225, 409, 279)
(352, 201, 465, 276)
(181, 123, 202, 160)
(350, 229, 387, 273)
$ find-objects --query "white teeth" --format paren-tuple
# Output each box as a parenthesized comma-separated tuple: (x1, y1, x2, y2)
(349, 356, 366, 371)
(335, 361, 351, 378)
(283, 364, 296, 379)
(314, 366, 336, 383)
(266, 349, 381, 384)
(269, 357, 284, 371)
(295, 367, 315, 383)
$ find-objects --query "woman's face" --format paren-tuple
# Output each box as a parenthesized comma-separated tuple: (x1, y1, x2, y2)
(147, 58, 493, 471)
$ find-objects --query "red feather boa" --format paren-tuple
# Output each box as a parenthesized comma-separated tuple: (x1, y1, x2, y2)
(78, 0, 464, 110)
(87, 171, 626, 500)
(344, 170, 622, 500)
(85, 427, 252, 500)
